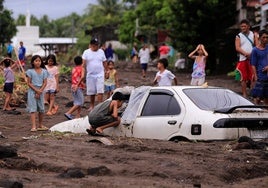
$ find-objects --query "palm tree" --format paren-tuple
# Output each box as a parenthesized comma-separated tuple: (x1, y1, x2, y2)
(84, 0, 123, 26)
(98, 0, 122, 17)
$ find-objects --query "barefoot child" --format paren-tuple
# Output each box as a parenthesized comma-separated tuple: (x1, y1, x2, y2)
(64, 56, 85, 120)
(26, 55, 48, 132)
(104, 60, 119, 99)
(44, 54, 59, 115)
(1, 58, 16, 111)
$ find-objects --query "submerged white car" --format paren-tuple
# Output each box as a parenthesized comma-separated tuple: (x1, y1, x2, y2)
(50, 86, 268, 141)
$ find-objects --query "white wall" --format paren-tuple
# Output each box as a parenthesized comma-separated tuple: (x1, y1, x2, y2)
(12, 26, 43, 56)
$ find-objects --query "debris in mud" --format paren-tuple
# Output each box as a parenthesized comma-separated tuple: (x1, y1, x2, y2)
(58, 167, 85, 178)
(0, 131, 7, 139)
(0, 66, 267, 187)
(87, 137, 114, 145)
(234, 136, 268, 150)
(22, 135, 39, 140)
(0, 145, 17, 159)
(87, 166, 112, 176)
(0, 180, 23, 188)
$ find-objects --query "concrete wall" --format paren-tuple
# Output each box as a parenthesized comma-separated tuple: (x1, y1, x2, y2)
(12, 26, 43, 56)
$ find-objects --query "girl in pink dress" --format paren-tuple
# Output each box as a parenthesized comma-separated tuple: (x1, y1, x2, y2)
(44, 54, 59, 115)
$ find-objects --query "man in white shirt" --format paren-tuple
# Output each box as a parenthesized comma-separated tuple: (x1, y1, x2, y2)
(82, 38, 107, 111)
(138, 44, 150, 78)
(235, 19, 258, 97)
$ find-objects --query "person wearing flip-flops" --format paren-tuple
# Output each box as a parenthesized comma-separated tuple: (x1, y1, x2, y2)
(64, 56, 85, 120)
(26, 55, 49, 132)
(86, 92, 125, 136)
(44, 54, 60, 116)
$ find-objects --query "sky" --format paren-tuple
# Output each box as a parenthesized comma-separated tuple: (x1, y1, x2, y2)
(3, 0, 98, 19)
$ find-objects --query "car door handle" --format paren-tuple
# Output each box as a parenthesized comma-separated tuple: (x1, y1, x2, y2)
(168, 120, 177, 125)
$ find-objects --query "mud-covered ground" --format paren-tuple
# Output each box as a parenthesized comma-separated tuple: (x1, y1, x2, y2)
(0, 62, 267, 188)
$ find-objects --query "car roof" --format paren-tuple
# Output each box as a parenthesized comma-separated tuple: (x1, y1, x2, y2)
(153, 85, 221, 90)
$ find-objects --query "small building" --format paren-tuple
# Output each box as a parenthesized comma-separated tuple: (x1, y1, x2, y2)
(12, 10, 76, 57)
(12, 25, 40, 56)
(36, 37, 77, 56)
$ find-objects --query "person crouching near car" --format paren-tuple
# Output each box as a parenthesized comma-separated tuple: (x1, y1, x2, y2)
(86, 92, 125, 136)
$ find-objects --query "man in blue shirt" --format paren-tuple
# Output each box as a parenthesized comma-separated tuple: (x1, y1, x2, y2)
(251, 29, 268, 105)
(104, 43, 114, 61)
(7, 41, 13, 58)
(18, 41, 26, 68)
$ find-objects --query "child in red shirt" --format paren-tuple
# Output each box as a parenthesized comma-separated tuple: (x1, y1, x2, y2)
(64, 56, 85, 120)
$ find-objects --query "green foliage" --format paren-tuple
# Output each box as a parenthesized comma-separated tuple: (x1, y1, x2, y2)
(119, 0, 174, 44)
(82, 0, 123, 28)
(168, 0, 236, 51)
(16, 13, 82, 38)
(119, 0, 236, 73)
(114, 49, 129, 60)
(75, 35, 91, 53)
(0, 1, 17, 46)
(59, 64, 72, 75)
(0, 74, 4, 85)
(3, 0, 238, 74)
(227, 70, 236, 77)
(0, 72, 25, 85)
(118, 10, 137, 43)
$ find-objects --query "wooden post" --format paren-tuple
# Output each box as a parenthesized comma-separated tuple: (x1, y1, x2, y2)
(13, 47, 27, 82)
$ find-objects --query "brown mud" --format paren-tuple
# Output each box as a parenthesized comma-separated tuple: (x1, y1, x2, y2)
(0, 61, 267, 188)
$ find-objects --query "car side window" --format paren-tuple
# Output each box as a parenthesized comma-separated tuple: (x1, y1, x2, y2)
(141, 93, 181, 116)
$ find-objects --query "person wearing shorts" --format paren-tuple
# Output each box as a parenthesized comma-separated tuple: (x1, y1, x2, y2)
(86, 92, 125, 135)
(82, 38, 107, 111)
(188, 44, 208, 86)
(2, 58, 15, 111)
(104, 60, 119, 99)
(235, 19, 258, 97)
(138, 44, 150, 78)
(64, 56, 85, 120)
(44, 54, 59, 115)
(18, 41, 26, 69)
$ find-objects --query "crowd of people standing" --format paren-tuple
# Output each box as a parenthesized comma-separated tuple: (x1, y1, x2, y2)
(2, 22, 268, 133)
(235, 19, 268, 105)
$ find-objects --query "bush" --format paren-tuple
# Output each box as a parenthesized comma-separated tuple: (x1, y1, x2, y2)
(59, 64, 72, 75)
(114, 49, 130, 61)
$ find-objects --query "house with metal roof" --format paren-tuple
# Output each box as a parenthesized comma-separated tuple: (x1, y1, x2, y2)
(12, 11, 76, 57)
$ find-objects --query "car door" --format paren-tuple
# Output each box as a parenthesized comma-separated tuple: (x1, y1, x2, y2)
(132, 88, 185, 140)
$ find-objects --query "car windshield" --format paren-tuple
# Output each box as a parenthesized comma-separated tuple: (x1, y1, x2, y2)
(183, 88, 253, 111)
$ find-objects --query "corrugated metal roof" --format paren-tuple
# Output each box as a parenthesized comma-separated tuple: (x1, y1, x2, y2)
(38, 37, 77, 44)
